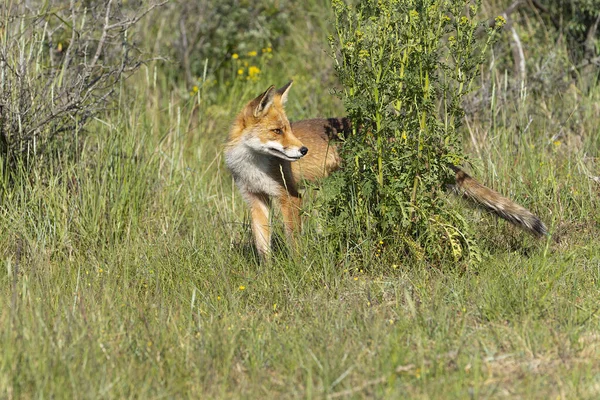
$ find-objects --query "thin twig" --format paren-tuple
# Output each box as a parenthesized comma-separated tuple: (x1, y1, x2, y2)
(89, 0, 113, 70)
(59, 0, 78, 85)
(528, 0, 561, 31)
(105, 1, 169, 30)
(509, 25, 526, 84)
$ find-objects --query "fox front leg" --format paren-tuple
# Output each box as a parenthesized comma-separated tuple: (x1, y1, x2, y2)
(279, 192, 302, 247)
(248, 193, 272, 259)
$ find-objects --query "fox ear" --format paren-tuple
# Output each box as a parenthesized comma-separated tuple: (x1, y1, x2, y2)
(277, 81, 293, 104)
(253, 85, 276, 117)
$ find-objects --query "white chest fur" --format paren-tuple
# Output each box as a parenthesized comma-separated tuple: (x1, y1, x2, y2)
(225, 144, 283, 198)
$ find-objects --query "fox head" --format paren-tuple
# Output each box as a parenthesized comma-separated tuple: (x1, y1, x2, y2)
(233, 81, 308, 161)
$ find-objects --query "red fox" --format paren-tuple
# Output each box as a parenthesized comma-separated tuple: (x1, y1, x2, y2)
(225, 82, 547, 258)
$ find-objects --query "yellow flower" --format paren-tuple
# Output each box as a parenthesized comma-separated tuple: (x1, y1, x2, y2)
(247, 50, 257, 57)
(248, 66, 260, 79)
(553, 140, 561, 147)
(192, 85, 199, 93)
(495, 15, 507, 28)
(239, 285, 246, 291)
(262, 47, 272, 53)
(237, 68, 244, 75)
(232, 53, 239, 59)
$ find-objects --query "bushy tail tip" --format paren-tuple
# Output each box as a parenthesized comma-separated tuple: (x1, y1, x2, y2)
(450, 164, 548, 238)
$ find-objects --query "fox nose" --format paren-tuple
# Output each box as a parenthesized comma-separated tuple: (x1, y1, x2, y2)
(300, 146, 308, 156)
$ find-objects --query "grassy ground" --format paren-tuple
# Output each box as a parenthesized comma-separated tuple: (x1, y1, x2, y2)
(1, 2, 600, 399)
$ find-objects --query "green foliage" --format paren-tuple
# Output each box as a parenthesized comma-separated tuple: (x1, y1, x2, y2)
(0, 1, 151, 171)
(154, 0, 293, 86)
(325, 0, 501, 263)
(542, 0, 600, 61)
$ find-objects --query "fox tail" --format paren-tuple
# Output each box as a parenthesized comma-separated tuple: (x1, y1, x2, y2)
(449, 165, 548, 237)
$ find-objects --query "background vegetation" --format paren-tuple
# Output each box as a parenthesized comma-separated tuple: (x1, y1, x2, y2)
(0, 0, 599, 398)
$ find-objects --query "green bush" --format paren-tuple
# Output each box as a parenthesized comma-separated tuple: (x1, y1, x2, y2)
(0, 1, 155, 172)
(537, 0, 600, 63)
(324, 0, 502, 263)
(154, 0, 293, 87)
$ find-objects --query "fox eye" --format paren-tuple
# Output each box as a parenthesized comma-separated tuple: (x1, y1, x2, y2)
(272, 128, 283, 135)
